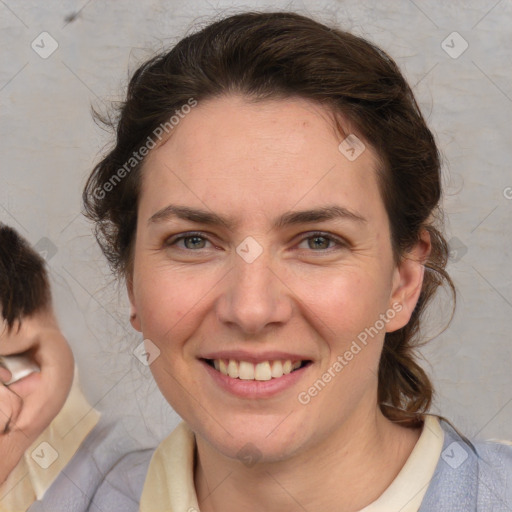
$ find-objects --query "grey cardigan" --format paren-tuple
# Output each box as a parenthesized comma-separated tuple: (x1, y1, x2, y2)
(26, 417, 153, 512)
(28, 417, 512, 511)
(420, 418, 512, 510)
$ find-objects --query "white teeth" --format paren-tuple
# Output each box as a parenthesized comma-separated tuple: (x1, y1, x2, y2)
(239, 361, 255, 380)
(254, 361, 272, 381)
(211, 358, 305, 381)
(271, 360, 283, 378)
(227, 359, 239, 378)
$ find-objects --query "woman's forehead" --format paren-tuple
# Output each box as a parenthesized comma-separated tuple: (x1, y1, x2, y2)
(139, 95, 383, 222)
(152, 94, 362, 157)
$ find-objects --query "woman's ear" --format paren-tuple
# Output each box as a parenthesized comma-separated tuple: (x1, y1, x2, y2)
(386, 229, 432, 333)
(126, 277, 142, 332)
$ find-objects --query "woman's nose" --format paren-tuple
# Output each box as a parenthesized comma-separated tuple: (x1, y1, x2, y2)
(214, 246, 293, 335)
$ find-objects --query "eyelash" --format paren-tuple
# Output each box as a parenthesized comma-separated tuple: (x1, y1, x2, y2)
(165, 231, 347, 253)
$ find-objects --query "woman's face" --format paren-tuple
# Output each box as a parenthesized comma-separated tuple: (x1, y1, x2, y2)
(129, 95, 424, 462)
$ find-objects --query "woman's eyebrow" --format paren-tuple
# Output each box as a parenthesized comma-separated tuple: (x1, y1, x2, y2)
(147, 204, 367, 230)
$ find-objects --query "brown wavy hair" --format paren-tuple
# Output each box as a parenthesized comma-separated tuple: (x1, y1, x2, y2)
(83, 11, 455, 427)
(0, 224, 51, 331)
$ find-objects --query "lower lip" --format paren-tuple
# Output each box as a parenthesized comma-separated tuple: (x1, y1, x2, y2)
(7, 371, 41, 396)
(201, 360, 310, 399)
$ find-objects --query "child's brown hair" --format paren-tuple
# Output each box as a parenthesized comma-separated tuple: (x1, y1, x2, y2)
(0, 224, 51, 331)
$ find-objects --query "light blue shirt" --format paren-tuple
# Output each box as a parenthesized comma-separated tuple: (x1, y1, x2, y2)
(26, 417, 153, 512)
(420, 418, 512, 510)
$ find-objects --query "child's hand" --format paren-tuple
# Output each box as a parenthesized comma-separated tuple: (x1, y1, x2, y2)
(0, 378, 22, 433)
(0, 311, 74, 484)
(0, 365, 25, 484)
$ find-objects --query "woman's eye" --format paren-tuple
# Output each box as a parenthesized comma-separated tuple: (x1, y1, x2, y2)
(297, 233, 345, 251)
(166, 233, 212, 250)
(165, 232, 346, 253)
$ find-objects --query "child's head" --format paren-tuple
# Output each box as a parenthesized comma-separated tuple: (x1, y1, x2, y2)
(0, 224, 73, 468)
(0, 224, 51, 332)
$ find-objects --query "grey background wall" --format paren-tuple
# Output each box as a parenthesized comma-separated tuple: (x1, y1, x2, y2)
(1, 0, 511, 446)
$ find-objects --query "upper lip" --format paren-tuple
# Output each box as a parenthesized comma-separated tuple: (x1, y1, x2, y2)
(200, 350, 311, 364)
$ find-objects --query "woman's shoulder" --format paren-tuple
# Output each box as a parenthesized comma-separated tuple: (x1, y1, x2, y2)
(419, 416, 512, 511)
(439, 417, 512, 473)
(472, 434, 512, 510)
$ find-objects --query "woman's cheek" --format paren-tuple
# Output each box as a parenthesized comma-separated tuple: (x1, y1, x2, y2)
(299, 270, 370, 328)
(138, 272, 202, 340)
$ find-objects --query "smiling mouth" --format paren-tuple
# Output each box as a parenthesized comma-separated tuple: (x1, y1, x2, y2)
(204, 358, 311, 381)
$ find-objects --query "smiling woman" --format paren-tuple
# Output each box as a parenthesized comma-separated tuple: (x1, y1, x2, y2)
(82, 11, 512, 512)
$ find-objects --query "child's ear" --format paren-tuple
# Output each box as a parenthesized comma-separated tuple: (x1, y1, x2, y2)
(385, 229, 432, 333)
(126, 277, 142, 332)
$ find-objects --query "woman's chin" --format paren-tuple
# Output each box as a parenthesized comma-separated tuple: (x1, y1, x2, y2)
(194, 418, 309, 466)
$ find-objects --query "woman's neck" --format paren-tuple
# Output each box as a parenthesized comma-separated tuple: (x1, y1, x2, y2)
(194, 405, 422, 512)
